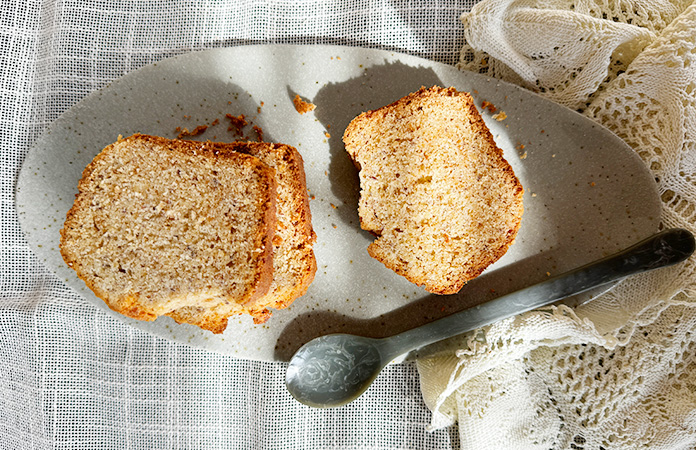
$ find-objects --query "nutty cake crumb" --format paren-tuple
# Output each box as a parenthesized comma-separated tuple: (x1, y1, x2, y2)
(176, 125, 208, 139)
(481, 100, 497, 114)
(492, 111, 507, 121)
(293, 95, 316, 114)
(226, 114, 248, 136)
(252, 125, 264, 142)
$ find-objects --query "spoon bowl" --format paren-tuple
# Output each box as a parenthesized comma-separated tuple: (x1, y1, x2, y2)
(286, 334, 387, 408)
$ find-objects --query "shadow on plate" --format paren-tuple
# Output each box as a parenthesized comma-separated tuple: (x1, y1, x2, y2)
(274, 246, 585, 361)
(311, 60, 444, 231)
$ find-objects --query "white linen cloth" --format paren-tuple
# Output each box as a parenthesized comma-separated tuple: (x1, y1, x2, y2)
(4, 0, 695, 449)
(1, 1, 474, 449)
(418, 1, 696, 448)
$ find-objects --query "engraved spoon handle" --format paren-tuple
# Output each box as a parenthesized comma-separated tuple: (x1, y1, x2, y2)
(379, 228, 695, 358)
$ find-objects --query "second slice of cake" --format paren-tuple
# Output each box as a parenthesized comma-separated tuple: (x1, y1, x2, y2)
(343, 86, 524, 294)
(167, 142, 317, 332)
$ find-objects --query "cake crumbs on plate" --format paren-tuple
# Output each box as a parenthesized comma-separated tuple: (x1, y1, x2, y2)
(492, 111, 507, 121)
(226, 113, 247, 127)
(165, 110, 262, 142)
(252, 125, 264, 142)
(176, 125, 208, 139)
(226, 113, 247, 136)
(293, 95, 316, 114)
(481, 100, 497, 114)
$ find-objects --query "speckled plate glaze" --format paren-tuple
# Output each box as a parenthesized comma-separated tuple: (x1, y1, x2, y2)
(16, 45, 660, 361)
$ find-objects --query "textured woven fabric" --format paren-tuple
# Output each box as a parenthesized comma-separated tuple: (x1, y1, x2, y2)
(1, 1, 476, 449)
(418, 1, 696, 448)
(6, 1, 696, 449)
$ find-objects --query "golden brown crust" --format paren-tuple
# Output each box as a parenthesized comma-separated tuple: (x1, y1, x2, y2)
(166, 305, 238, 334)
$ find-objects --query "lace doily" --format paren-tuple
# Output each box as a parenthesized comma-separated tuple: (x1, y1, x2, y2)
(418, 1, 696, 448)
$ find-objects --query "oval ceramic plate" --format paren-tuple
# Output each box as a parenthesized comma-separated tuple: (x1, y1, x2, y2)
(16, 45, 660, 361)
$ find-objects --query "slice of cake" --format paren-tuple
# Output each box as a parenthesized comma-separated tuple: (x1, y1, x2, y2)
(60, 134, 277, 321)
(343, 86, 524, 294)
(167, 142, 317, 332)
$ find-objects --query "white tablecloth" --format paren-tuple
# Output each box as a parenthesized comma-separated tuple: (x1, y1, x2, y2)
(5, 1, 696, 449)
(1, 1, 474, 449)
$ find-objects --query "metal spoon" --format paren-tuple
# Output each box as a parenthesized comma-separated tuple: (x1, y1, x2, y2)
(286, 228, 695, 408)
